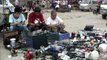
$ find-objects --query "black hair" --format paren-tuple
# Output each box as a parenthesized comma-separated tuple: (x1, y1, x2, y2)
(33, 7, 41, 12)
(51, 10, 56, 15)
(14, 7, 22, 13)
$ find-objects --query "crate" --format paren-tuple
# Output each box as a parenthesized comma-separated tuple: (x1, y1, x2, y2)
(47, 32, 59, 41)
(3, 31, 20, 49)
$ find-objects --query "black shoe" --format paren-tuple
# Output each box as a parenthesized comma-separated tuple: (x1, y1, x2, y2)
(59, 30, 67, 34)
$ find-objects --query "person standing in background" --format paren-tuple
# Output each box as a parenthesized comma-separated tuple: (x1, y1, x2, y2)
(51, 0, 57, 9)
(55, 0, 60, 11)
(14, 0, 19, 7)
(41, 0, 46, 8)
(27, 0, 33, 11)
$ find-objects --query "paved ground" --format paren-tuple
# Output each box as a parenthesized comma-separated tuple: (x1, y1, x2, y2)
(0, 10, 107, 60)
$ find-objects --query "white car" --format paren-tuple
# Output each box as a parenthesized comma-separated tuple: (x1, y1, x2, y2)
(79, 0, 98, 11)
(100, 0, 107, 19)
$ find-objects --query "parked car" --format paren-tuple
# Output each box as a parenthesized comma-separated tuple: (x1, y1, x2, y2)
(100, 0, 107, 19)
(79, 0, 98, 11)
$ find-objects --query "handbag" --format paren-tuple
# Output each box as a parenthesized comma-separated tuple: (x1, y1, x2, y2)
(84, 25, 94, 31)
(32, 33, 48, 49)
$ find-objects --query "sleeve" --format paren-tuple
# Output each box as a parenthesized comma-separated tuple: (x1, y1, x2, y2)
(57, 16, 63, 23)
(40, 13, 44, 22)
(21, 14, 26, 22)
(9, 14, 13, 23)
(28, 13, 33, 24)
(46, 17, 51, 25)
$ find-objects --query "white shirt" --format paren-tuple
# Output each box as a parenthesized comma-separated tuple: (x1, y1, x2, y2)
(46, 16, 63, 25)
(15, 0, 19, 6)
(9, 14, 25, 23)
(55, 4, 60, 8)
(55, 0, 60, 4)
(42, 0, 46, 5)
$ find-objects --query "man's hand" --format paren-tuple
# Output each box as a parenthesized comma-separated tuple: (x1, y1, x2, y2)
(14, 22, 21, 25)
(20, 21, 25, 25)
(30, 23, 35, 26)
(51, 24, 58, 27)
(11, 21, 25, 26)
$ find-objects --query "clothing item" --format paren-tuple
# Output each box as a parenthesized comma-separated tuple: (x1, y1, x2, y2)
(9, 14, 25, 24)
(46, 16, 63, 25)
(27, 0, 33, 6)
(10, 24, 28, 38)
(55, 4, 60, 8)
(27, 23, 48, 32)
(15, 0, 19, 6)
(28, 12, 44, 24)
(42, 0, 46, 6)
(46, 16, 65, 32)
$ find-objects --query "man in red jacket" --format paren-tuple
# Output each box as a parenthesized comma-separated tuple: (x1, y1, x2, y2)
(27, 7, 47, 32)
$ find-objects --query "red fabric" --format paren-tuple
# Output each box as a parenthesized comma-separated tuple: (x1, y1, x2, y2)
(28, 12, 44, 24)
(26, 51, 31, 60)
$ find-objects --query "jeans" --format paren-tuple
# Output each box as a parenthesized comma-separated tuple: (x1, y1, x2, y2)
(10, 25, 28, 38)
(27, 23, 48, 32)
(10, 25, 34, 48)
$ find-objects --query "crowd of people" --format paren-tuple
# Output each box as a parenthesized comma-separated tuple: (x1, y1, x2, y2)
(2, 0, 103, 38)
(8, 6, 66, 38)
(0, 0, 80, 32)
(26, 0, 72, 11)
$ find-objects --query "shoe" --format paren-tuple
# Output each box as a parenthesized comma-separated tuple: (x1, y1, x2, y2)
(59, 30, 67, 34)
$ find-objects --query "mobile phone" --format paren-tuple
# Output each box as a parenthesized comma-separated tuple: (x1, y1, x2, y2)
(20, 21, 22, 23)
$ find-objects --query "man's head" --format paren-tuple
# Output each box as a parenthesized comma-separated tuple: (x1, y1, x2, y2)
(33, 7, 41, 15)
(14, 7, 22, 19)
(51, 10, 57, 20)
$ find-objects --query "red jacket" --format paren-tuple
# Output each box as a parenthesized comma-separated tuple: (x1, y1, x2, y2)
(28, 12, 44, 24)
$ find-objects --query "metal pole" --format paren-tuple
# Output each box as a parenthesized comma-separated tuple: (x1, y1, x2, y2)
(3, 0, 4, 14)
(2, 0, 5, 34)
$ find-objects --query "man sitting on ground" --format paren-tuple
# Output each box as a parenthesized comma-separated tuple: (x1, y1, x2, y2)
(9, 7, 27, 37)
(27, 7, 47, 32)
(46, 10, 66, 33)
